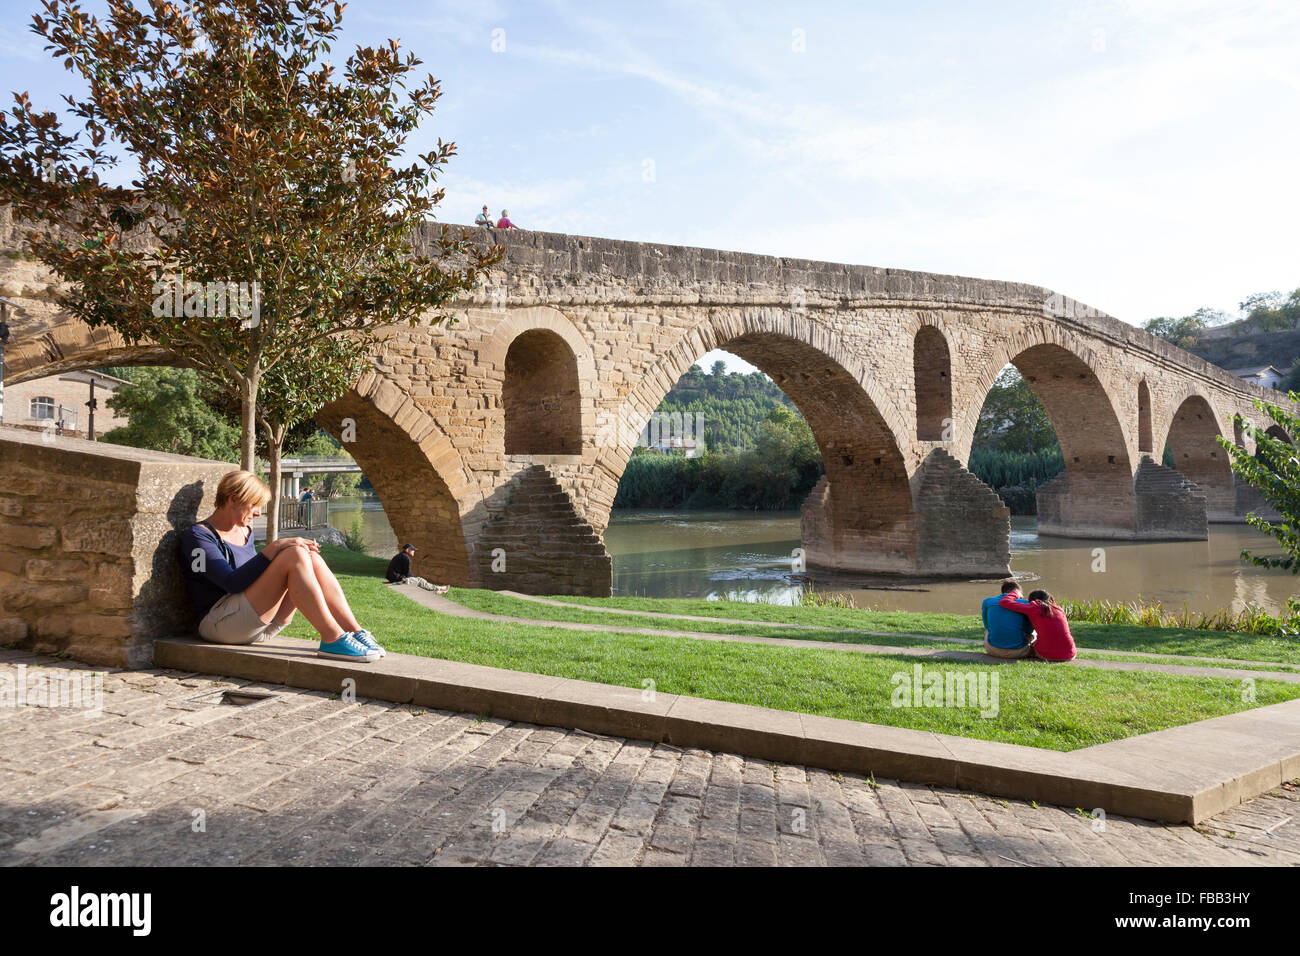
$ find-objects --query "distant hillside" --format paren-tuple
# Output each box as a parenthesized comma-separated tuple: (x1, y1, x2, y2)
(1187, 322, 1300, 377)
(1143, 289, 1300, 386)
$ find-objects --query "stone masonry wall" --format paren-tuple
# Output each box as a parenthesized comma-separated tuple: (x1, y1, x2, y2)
(0, 427, 230, 667)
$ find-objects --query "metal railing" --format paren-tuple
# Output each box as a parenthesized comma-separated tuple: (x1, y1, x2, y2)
(278, 499, 330, 531)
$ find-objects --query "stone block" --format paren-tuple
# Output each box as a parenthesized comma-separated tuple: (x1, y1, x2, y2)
(61, 518, 133, 555)
(4, 524, 57, 550)
(25, 558, 90, 582)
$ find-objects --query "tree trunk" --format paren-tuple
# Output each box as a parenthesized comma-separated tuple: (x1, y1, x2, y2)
(264, 420, 285, 543)
(240, 375, 258, 472)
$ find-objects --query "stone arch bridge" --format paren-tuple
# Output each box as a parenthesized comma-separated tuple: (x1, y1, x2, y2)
(2, 220, 1289, 595)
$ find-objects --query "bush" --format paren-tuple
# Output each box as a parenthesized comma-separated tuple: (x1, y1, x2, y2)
(343, 513, 367, 553)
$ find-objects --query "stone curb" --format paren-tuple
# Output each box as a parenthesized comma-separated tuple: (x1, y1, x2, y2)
(152, 635, 1300, 825)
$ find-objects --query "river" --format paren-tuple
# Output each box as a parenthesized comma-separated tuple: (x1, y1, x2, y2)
(327, 499, 1298, 616)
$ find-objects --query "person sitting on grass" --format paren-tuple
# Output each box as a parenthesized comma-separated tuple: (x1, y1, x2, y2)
(981, 579, 1036, 659)
(998, 588, 1077, 662)
(178, 470, 385, 662)
(385, 543, 449, 594)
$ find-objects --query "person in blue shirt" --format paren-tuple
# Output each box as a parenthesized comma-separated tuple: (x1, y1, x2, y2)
(981, 579, 1035, 659)
(177, 470, 384, 662)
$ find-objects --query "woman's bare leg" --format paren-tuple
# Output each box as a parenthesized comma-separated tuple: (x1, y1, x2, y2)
(264, 589, 297, 627)
(244, 548, 343, 641)
(308, 549, 361, 633)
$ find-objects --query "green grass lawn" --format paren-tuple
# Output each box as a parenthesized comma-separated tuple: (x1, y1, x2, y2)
(538, 593, 1300, 666)
(440, 588, 1300, 674)
(283, 547, 1300, 751)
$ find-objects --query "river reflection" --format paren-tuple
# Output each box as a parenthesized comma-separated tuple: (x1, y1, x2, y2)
(330, 499, 1298, 615)
(604, 510, 1300, 616)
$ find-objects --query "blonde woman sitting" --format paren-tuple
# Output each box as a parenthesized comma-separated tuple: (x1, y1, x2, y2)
(177, 470, 384, 662)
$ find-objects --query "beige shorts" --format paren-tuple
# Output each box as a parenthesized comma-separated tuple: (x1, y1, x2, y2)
(983, 634, 1036, 659)
(199, 592, 269, 645)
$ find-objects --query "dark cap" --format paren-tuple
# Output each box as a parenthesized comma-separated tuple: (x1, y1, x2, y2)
(402, 543, 417, 552)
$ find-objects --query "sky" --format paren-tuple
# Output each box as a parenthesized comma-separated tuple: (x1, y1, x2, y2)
(1, 0, 1298, 375)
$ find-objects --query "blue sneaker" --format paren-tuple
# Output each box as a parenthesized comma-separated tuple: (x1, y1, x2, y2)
(353, 629, 386, 658)
(317, 633, 381, 662)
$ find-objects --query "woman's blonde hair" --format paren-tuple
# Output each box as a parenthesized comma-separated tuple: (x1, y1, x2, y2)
(215, 470, 271, 509)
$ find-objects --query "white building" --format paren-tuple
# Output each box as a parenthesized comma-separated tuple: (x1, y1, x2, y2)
(1227, 365, 1285, 390)
(2, 369, 131, 440)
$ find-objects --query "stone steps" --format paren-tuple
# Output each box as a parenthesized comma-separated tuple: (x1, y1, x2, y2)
(473, 464, 613, 595)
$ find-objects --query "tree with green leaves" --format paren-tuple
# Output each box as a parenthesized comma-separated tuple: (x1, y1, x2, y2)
(973, 367, 1059, 455)
(1219, 398, 1300, 571)
(1241, 289, 1300, 333)
(103, 366, 239, 461)
(1142, 307, 1229, 350)
(0, 0, 497, 513)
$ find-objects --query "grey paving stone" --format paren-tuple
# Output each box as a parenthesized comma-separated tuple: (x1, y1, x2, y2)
(4, 655, 1299, 867)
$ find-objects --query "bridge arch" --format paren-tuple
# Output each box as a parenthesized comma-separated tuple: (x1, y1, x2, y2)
(1161, 393, 1234, 520)
(600, 308, 925, 574)
(315, 371, 475, 586)
(913, 323, 953, 441)
(480, 306, 596, 460)
(969, 325, 1136, 537)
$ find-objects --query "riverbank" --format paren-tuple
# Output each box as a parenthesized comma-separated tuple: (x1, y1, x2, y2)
(285, 547, 1300, 752)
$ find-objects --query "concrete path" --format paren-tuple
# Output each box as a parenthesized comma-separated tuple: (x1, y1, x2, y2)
(414, 589, 1300, 685)
(2, 651, 1297, 867)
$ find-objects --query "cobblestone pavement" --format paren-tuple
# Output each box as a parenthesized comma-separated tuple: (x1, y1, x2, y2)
(2, 652, 1297, 867)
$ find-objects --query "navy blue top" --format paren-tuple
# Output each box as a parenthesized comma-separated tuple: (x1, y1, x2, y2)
(177, 522, 271, 621)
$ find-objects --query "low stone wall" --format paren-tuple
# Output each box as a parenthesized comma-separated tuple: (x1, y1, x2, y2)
(0, 427, 231, 668)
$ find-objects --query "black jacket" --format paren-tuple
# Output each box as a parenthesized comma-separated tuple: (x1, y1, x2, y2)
(385, 551, 411, 583)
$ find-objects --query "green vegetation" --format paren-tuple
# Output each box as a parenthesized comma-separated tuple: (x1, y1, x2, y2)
(1142, 307, 1232, 350)
(615, 403, 821, 509)
(286, 549, 1300, 751)
(343, 513, 368, 554)
(103, 368, 239, 462)
(1221, 397, 1300, 573)
(656, 361, 800, 452)
(1, 0, 495, 499)
(1062, 596, 1300, 637)
(102, 367, 362, 494)
(967, 448, 1063, 515)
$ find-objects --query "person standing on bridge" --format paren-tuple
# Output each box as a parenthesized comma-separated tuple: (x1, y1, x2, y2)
(475, 204, 495, 227)
(177, 470, 386, 662)
(496, 209, 517, 229)
(299, 486, 314, 503)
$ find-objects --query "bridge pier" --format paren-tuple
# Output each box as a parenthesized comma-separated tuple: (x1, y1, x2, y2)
(1232, 473, 1281, 523)
(1133, 457, 1208, 539)
(800, 450, 1012, 578)
(470, 464, 612, 596)
(1037, 460, 1210, 540)
(1034, 465, 1142, 539)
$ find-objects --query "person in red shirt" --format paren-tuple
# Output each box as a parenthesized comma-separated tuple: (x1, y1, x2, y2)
(496, 209, 517, 229)
(998, 588, 1077, 662)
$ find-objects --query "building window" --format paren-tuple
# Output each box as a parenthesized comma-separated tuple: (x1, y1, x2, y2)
(30, 396, 55, 420)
